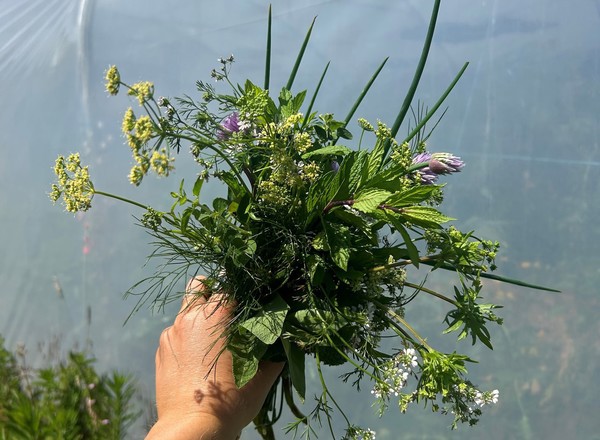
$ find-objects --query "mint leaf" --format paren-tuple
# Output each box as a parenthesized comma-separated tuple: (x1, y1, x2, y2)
(352, 189, 391, 214)
(240, 295, 289, 345)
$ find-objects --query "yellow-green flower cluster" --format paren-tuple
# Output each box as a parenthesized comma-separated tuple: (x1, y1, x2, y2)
(375, 120, 392, 141)
(150, 149, 175, 176)
(127, 148, 174, 186)
(358, 118, 374, 132)
(257, 179, 290, 207)
(281, 113, 303, 131)
(269, 150, 301, 187)
(134, 116, 154, 144)
(390, 141, 412, 168)
(50, 153, 94, 212)
(300, 161, 320, 182)
(128, 81, 154, 106)
(122, 107, 136, 133)
(105, 65, 120, 95)
(293, 132, 312, 154)
(128, 164, 146, 187)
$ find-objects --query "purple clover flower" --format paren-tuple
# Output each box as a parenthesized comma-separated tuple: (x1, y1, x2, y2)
(411, 152, 465, 184)
(217, 112, 241, 140)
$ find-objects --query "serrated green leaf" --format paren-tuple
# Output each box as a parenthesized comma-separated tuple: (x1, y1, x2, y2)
(229, 329, 267, 388)
(332, 207, 369, 230)
(386, 185, 440, 207)
(332, 247, 350, 271)
(329, 151, 357, 201)
(352, 189, 391, 214)
(240, 295, 289, 345)
(324, 222, 351, 271)
(401, 206, 454, 228)
(306, 170, 336, 216)
(349, 150, 369, 192)
(363, 163, 406, 192)
(367, 138, 386, 177)
(301, 145, 351, 159)
(232, 351, 259, 389)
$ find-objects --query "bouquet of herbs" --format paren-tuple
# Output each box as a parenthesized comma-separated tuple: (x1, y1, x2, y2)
(50, 3, 556, 439)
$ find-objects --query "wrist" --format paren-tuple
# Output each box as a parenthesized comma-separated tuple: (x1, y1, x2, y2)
(145, 413, 241, 440)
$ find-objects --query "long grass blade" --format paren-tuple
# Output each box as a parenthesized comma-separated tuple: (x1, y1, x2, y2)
(343, 57, 389, 127)
(421, 260, 561, 292)
(286, 16, 317, 91)
(264, 4, 272, 90)
(302, 61, 330, 127)
(399, 62, 469, 147)
(388, 0, 441, 146)
(478, 272, 561, 293)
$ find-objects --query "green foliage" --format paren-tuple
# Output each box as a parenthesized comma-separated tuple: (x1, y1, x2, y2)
(0, 337, 141, 440)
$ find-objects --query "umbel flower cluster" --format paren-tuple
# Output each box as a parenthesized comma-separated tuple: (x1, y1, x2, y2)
(51, 4, 556, 440)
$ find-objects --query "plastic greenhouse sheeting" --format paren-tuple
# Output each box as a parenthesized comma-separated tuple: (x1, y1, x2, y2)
(1, 0, 599, 438)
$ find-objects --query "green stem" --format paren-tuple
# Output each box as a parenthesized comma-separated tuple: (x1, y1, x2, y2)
(373, 300, 432, 351)
(325, 333, 378, 383)
(315, 351, 343, 437)
(403, 281, 458, 306)
(369, 254, 443, 272)
(282, 376, 307, 423)
(167, 132, 251, 195)
(93, 190, 148, 210)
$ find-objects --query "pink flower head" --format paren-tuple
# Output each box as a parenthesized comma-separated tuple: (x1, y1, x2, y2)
(217, 112, 241, 140)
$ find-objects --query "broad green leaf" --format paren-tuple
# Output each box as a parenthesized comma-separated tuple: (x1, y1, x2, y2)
(192, 176, 204, 198)
(363, 163, 406, 192)
(324, 222, 351, 271)
(232, 351, 259, 388)
(229, 329, 267, 388)
(332, 246, 350, 271)
(306, 170, 336, 216)
(401, 206, 454, 228)
(332, 207, 370, 230)
(291, 90, 307, 114)
(282, 339, 306, 400)
(240, 295, 289, 345)
(301, 145, 351, 159)
(352, 189, 391, 214)
(385, 185, 440, 207)
(220, 170, 248, 199)
(367, 138, 386, 177)
(349, 150, 369, 193)
(336, 127, 353, 140)
(212, 197, 229, 213)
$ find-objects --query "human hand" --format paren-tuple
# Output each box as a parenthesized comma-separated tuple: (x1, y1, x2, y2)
(146, 277, 284, 440)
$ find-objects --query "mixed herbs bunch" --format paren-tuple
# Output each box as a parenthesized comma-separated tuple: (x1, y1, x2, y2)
(50, 3, 556, 439)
